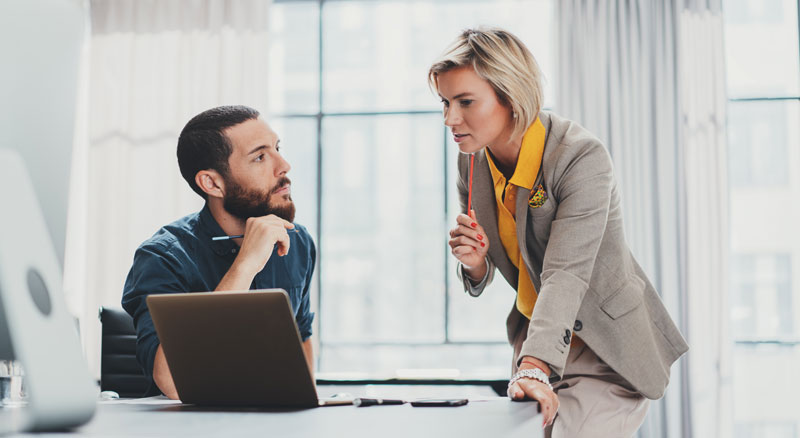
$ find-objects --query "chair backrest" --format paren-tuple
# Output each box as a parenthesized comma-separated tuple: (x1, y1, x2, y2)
(98, 306, 150, 397)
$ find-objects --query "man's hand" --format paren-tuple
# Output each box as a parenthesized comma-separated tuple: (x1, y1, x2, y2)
(235, 215, 295, 273)
(508, 360, 559, 429)
(448, 210, 489, 281)
(216, 215, 295, 291)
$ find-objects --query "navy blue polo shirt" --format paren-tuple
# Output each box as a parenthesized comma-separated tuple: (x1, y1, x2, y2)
(121, 204, 315, 395)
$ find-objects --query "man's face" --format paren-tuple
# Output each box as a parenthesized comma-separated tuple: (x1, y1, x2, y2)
(221, 118, 295, 222)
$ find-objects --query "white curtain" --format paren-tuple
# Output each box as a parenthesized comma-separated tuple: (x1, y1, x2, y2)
(679, 7, 731, 438)
(557, 0, 728, 437)
(556, 1, 681, 433)
(75, 0, 271, 378)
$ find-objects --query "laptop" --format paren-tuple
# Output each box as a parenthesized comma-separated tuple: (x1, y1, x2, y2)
(147, 289, 345, 407)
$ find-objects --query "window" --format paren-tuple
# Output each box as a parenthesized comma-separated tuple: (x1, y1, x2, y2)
(269, 0, 556, 378)
(728, 101, 791, 187)
(724, 0, 800, 434)
(730, 254, 793, 339)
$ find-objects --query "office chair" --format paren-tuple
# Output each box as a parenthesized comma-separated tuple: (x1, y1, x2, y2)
(98, 306, 150, 397)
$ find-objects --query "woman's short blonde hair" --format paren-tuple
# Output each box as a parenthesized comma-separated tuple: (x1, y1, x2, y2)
(428, 27, 544, 140)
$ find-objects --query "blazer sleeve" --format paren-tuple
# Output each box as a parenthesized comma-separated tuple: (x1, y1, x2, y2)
(517, 138, 614, 379)
(455, 152, 495, 297)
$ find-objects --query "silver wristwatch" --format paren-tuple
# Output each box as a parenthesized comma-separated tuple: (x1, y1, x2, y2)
(508, 368, 553, 393)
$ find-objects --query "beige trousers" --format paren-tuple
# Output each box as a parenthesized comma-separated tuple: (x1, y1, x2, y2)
(512, 319, 650, 438)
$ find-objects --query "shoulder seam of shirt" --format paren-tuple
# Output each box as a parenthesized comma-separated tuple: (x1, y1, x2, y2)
(139, 230, 186, 255)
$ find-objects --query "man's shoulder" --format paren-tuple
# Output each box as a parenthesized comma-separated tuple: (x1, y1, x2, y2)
(136, 211, 204, 257)
(290, 222, 315, 251)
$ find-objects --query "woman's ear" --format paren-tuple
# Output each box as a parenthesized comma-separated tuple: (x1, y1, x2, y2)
(195, 170, 225, 199)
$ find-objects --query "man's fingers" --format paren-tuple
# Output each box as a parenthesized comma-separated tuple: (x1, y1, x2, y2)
(252, 214, 295, 230)
(273, 229, 291, 256)
(268, 215, 295, 230)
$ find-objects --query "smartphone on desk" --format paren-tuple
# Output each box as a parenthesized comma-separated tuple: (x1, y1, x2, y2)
(410, 399, 468, 407)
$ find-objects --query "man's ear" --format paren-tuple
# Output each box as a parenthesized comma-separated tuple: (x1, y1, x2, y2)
(195, 170, 226, 199)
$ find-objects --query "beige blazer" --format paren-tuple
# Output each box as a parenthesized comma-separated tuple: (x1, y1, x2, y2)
(457, 111, 688, 400)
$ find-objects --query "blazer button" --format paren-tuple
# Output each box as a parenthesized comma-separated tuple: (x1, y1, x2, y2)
(563, 335, 571, 345)
(574, 320, 583, 332)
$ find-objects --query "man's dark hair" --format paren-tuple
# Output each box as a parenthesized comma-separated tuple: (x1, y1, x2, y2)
(177, 105, 260, 199)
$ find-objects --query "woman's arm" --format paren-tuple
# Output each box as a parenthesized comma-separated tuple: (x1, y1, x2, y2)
(518, 138, 615, 379)
(453, 153, 495, 296)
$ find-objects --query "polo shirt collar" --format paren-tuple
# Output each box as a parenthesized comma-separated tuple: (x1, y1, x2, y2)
(486, 117, 546, 190)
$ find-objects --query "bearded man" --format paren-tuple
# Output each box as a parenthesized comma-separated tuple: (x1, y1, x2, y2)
(122, 106, 316, 399)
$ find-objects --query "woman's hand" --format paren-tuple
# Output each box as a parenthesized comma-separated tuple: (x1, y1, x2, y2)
(448, 210, 489, 280)
(508, 363, 559, 428)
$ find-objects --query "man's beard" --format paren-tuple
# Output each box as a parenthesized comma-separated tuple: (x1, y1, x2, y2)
(223, 175, 296, 223)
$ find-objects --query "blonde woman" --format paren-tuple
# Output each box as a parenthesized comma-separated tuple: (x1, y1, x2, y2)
(430, 28, 688, 437)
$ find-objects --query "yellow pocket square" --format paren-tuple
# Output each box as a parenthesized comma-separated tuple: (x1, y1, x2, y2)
(528, 185, 548, 208)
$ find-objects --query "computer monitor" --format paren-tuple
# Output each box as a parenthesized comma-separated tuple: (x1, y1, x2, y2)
(0, 0, 97, 433)
(0, 150, 97, 433)
(0, 0, 85, 268)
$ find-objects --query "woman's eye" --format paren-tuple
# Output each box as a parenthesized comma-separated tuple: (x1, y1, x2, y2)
(441, 99, 450, 107)
(460, 99, 473, 107)
(255, 154, 264, 162)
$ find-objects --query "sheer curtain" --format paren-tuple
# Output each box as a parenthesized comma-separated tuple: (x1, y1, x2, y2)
(679, 4, 731, 437)
(557, 0, 728, 437)
(76, 0, 272, 377)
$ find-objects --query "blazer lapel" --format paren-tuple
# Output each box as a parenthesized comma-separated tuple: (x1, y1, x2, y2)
(472, 150, 518, 289)
(515, 112, 551, 291)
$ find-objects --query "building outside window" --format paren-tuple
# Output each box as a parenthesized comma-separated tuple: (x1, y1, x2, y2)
(724, 0, 800, 436)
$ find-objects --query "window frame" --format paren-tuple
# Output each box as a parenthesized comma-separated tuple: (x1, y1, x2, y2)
(726, 0, 800, 347)
(271, 0, 557, 376)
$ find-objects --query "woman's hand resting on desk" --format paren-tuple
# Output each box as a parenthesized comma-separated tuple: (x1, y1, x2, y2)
(508, 360, 559, 428)
(449, 210, 489, 281)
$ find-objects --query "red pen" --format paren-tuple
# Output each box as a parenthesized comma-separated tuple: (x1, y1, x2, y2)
(467, 153, 475, 215)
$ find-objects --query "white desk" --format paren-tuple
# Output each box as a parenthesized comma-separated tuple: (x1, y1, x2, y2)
(5, 385, 544, 437)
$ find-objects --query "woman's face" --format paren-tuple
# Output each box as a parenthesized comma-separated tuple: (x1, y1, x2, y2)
(437, 66, 514, 154)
